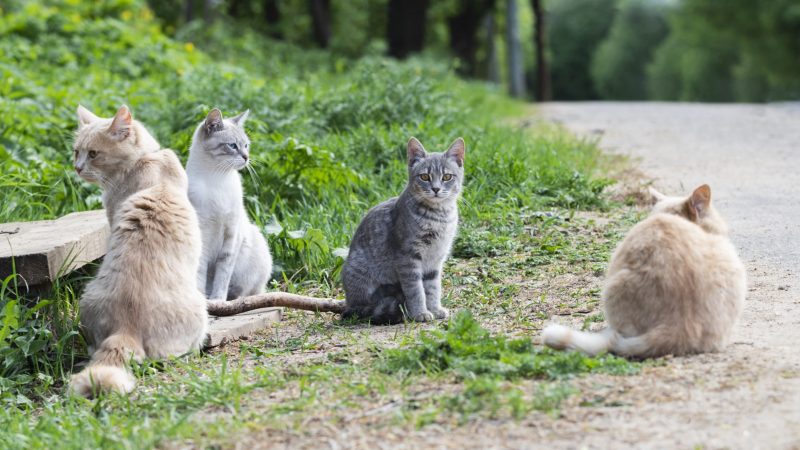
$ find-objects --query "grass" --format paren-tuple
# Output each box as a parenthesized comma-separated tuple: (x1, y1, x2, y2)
(0, 0, 647, 447)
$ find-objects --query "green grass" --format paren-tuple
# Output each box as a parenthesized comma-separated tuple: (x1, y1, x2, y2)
(381, 311, 638, 381)
(0, 0, 638, 447)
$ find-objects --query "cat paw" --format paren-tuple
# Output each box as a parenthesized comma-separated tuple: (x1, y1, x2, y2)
(430, 307, 449, 320)
(410, 311, 435, 322)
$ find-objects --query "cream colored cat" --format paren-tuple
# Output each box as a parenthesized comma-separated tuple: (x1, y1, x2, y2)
(69, 105, 208, 397)
(543, 185, 746, 358)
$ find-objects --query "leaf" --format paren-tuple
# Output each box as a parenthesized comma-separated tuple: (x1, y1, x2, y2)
(263, 219, 283, 236)
(332, 247, 349, 259)
(287, 229, 306, 240)
(0, 301, 19, 343)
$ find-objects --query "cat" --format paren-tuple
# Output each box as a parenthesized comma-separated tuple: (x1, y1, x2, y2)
(543, 184, 746, 358)
(186, 108, 272, 301)
(69, 105, 208, 397)
(340, 137, 465, 324)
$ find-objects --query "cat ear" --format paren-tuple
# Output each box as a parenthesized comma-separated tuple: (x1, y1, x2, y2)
(76, 105, 100, 127)
(231, 109, 250, 127)
(648, 186, 667, 204)
(687, 184, 711, 220)
(407, 137, 427, 167)
(107, 105, 133, 140)
(445, 137, 465, 167)
(204, 108, 224, 133)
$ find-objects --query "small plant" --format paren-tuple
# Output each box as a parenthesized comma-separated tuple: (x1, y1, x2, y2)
(381, 310, 639, 381)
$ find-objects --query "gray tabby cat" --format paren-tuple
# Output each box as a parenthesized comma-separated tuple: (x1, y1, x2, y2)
(342, 137, 465, 324)
(186, 109, 272, 301)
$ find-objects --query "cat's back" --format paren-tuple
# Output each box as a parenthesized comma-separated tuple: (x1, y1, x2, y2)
(348, 197, 398, 251)
(111, 149, 200, 264)
(606, 212, 744, 325)
(611, 213, 735, 273)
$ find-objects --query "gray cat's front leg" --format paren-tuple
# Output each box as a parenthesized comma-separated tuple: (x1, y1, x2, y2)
(423, 270, 449, 320)
(209, 229, 242, 300)
(398, 264, 433, 322)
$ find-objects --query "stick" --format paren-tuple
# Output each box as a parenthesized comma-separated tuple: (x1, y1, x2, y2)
(206, 292, 346, 316)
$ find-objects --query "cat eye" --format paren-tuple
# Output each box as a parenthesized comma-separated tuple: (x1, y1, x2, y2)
(419, 173, 431, 181)
(228, 143, 239, 151)
(442, 174, 453, 181)
(88, 151, 97, 159)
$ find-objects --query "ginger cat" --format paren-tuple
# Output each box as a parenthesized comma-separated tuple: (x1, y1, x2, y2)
(69, 105, 208, 397)
(543, 185, 746, 358)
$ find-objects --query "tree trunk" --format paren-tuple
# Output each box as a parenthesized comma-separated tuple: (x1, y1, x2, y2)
(485, 13, 500, 83)
(203, 0, 214, 24)
(387, 0, 429, 59)
(506, 0, 526, 97)
(309, 0, 332, 48)
(184, 0, 194, 23)
(447, 1, 495, 76)
(532, 0, 552, 101)
(264, 0, 283, 39)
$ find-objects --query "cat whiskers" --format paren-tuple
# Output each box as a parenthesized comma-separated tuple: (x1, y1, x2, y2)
(212, 160, 234, 177)
(244, 162, 261, 188)
(97, 174, 119, 193)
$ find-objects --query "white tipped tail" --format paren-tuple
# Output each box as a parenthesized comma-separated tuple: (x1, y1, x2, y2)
(542, 324, 651, 357)
(69, 333, 142, 398)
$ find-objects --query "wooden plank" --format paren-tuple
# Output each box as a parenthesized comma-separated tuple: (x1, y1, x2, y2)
(0, 210, 109, 286)
(206, 307, 282, 347)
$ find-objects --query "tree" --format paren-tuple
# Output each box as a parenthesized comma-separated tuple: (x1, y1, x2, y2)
(309, 0, 332, 48)
(506, 0, 525, 97)
(546, 0, 615, 100)
(264, 0, 282, 39)
(649, 0, 800, 101)
(531, 0, 551, 101)
(591, 0, 669, 100)
(484, 13, 500, 84)
(387, 0, 429, 59)
(446, 0, 496, 77)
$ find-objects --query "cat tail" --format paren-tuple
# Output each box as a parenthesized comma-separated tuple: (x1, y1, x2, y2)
(207, 292, 346, 316)
(69, 333, 143, 398)
(542, 324, 651, 357)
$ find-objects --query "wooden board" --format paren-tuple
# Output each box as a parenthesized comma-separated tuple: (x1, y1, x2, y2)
(0, 210, 109, 286)
(206, 307, 283, 347)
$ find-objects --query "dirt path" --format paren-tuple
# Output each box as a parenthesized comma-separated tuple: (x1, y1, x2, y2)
(540, 102, 800, 449)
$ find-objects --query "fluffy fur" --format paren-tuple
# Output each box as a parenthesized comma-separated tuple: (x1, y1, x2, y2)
(70, 105, 208, 397)
(341, 137, 465, 324)
(186, 109, 272, 300)
(543, 184, 746, 358)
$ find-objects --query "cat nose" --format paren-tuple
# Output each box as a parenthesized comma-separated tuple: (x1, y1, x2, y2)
(75, 166, 82, 174)
(432, 187, 441, 194)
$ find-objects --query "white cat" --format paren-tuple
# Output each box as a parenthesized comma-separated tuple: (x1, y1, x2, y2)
(186, 108, 272, 300)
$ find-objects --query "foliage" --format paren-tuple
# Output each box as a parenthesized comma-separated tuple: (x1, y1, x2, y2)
(590, 0, 670, 100)
(648, 0, 800, 101)
(380, 310, 639, 420)
(547, 0, 616, 100)
(381, 310, 639, 380)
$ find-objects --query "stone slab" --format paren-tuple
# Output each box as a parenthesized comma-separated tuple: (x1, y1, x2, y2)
(206, 307, 283, 347)
(0, 210, 109, 286)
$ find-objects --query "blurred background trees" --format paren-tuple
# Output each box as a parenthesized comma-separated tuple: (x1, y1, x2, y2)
(151, 0, 800, 102)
